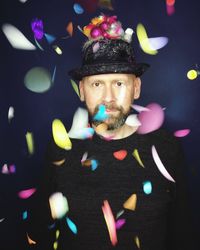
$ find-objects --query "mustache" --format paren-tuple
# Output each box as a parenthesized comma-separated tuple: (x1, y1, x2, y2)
(94, 104, 123, 113)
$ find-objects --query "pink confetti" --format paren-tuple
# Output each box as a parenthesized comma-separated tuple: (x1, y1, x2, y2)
(102, 200, 118, 246)
(1, 164, 9, 174)
(151, 145, 175, 182)
(115, 219, 126, 229)
(92, 42, 100, 53)
(9, 164, 16, 173)
(174, 129, 190, 138)
(131, 104, 150, 112)
(18, 188, 36, 199)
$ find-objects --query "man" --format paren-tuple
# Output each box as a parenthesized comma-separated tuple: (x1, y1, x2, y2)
(27, 15, 195, 250)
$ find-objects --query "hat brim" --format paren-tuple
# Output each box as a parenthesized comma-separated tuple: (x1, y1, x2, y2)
(68, 62, 150, 81)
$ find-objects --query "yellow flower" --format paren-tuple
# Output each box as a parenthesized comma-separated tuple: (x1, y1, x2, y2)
(83, 26, 92, 37)
(91, 16, 104, 25)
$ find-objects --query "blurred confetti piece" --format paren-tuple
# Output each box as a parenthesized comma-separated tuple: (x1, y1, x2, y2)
(52, 119, 72, 150)
(147, 37, 169, 50)
(166, 0, 175, 5)
(174, 129, 191, 137)
(53, 241, 58, 250)
(73, 3, 84, 14)
(24, 67, 52, 93)
(82, 159, 92, 167)
(143, 181, 152, 195)
(123, 194, 137, 211)
(152, 145, 175, 182)
(31, 18, 44, 40)
(95, 123, 108, 134)
(102, 200, 118, 246)
(2, 23, 36, 50)
(8, 106, 14, 122)
(136, 23, 157, 55)
(70, 79, 80, 97)
(44, 33, 56, 44)
(91, 159, 98, 171)
(134, 236, 140, 249)
(166, 0, 175, 15)
(18, 188, 36, 199)
(132, 149, 144, 167)
(27, 233, 36, 245)
(115, 219, 126, 229)
(56, 230, 60, 239)
(52, 66, 57, 83)
(81, 152, 88, 162)
(53, 45, 62, 55)
(9, 164, 16, 173)
(48, 223, 56, 229)
(66, 22, 73, 36)
(137, 103, 165, 134)
(113, 150, 127, 160)
(77, 25, 84, 34)
(98, 0, 114, 10)
(22, 211, 28, 220)
(116, 209, 124, 219)
(93, 42, 100, 53)
(0, 218, 5, 222)
(93, 105, 109, 121)
(25, 131, 34, 155)
(125, 114, 141, 127)
(187, 69, 199, 80)
(2, 164, 9, 174)
(66, 217, 78, 234)
(34, 37, 44, 50)
(49, 192, 69, 219)
(19, 0, 28, 2)
(131, 104, 150, 112)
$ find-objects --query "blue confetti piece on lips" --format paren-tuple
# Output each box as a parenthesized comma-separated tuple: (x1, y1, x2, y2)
(93, 104, 109, 121)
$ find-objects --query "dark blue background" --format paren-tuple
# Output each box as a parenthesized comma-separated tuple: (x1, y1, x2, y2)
(0, 0, 199, 249)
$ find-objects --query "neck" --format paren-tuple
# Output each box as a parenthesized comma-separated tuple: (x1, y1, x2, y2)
(93, 123, 138, 140)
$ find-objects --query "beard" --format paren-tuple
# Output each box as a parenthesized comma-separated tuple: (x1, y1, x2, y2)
(88, 103, 130, 131)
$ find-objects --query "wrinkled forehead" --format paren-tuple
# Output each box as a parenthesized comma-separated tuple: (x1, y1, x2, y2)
(82, 73, 136, 83)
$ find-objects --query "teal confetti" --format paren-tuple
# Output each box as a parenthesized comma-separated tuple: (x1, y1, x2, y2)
(91, 159, 98, 171)
(66, 217, 77, 234)
(44, 33, 56, 44)
(22, 211, 28, 220)
(73, 3, 84, 14)
(143, 181, 152, 195)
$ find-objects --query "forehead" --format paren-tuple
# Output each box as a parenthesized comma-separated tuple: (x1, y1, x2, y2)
(82, 73, 136, 82)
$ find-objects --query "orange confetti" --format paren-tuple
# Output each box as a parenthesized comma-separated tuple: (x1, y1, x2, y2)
(123, 194, 137, 211)
(66, 22, 73, 36)
(27, 233, 36, 245)
(113, 150, 127, 160)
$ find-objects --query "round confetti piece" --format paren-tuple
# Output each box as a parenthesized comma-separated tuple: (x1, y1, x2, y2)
(113, 150, 127, 160)
(52, 119, 72, 150)
(18, 188, 36, 199)
(187, 70, 198, 80)
(95, 123, 108, 134)
(143, 181, 152, 195)
(49, 192, 69, 219)
(24, 67, 52, 93)
(123, 194, 137, 211)
(73, 3, 84, 14)
(53, 241, 58, 250)
(174, 129, 191, 137)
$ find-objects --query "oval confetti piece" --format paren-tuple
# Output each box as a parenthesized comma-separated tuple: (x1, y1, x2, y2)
(125, 114, 141, 127)
(131, 104, 150, 112)
(70, 79, 80, 98)
(123, 194, 137, 211)
(113, 150, 127, 160)
(95, 123, 108, 134)
(187, 70, 198, 80)
(2, 23, 36, 50)
(73, 3, 84, 14)
(151, 145, 175, 182)
(53, 241, 58, 250)
(25, 131, 34, 155)
(134, 235, 140, 249)
(66, 22, 73, 36)
(27, 233, 37, 245)
(81, 152, 88, 162)
(56, 230, 60, 239)
(66, 217, 78, 234)
(0, 218, 5, 223)
(147, 37, 169, 50)
(102, 200, 118, 246)
(116, 209, 124, 219)
(91, 159, 98, 171)
(22, 211, 28, 220)
(52, 119, 72, 150)
(18, 188, 36, 199)
(137, 103, 165, 134)
(132, 149, 144, 168)
(8, 106, 14, 122)
(143, 181, 152, 195)
(49, 192, 69, 219)
(24, 67, 52, 93)
(53, 45, 62, 55)
(115, 219, 126, 229)
(9, 164, 16, 173)
(174, 129, 191, 137)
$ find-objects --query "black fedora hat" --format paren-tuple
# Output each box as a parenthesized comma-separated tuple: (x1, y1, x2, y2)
(68, 15, 150, 80)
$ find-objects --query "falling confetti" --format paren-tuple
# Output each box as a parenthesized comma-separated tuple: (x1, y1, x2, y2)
(137, 103, 164, 134)
(166, 0, 175, 15)
(52, 66, 57, 83)
(134, 236, 140, 249)
(44, 33, 56, 44)
(66, 217, 78, 234)
(70, 79, 80, 97)
(27, 233, 37, 245)
(115, 219, 126, 229)
(1, 164, 9, 174)
(8, 106, 14, 123)
(25, 131, 34, 155)
(0, 218, 5, 223)
(125, 114, 141, 127)
(143, 181, 152, 195)
(2, 23, 36, 50)
(49, 192, 69, 219)
(31, 18, 44, 40)
(24, 67, 52, 93)
(147, 37, 169, 50)
(9, 164, 16, 173)
(116, 209, 124, 219)
(93, 105, 109, 121)
(52, 119, 72, 150)
(53, 241, 58, 250)
(22, 211, 28, 220)
(136, 23, 158, 55)
(66, 22, 73, 36)
(131, 104, 150, 112)
(56, 230, 60, 239)
(34, 37, 44, 50)
(91, 159, 98, 171)
(19, 0, 28, 2)
(132, 149, 144, 167)
(18, 188, 36, 199)
(123, 194, 137, 211)
(102, 200, 118, 246)
(95, 123, 108, 134)
(81, 152, 88, 162)
(113, 150, 127, 160)
(152, 145, 175, 182)
(187, 69, 199, 80)
(73, 3, 84, 14)
(173, 129, 191, 137)
(53, 45, 63, 55)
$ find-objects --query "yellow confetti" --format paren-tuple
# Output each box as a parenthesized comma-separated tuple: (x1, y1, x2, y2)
(136, 23, 158, 55)
(56, 230, 60, 239)
(25, 131, 34, 155)
(132, 149, 145, 167)
(123, 194, 137, 211)
(53, 45, 62, 55)
(187, 69, 198, 80)
(26, 233, 36, 245)
(53, 241, 58, 250)
(52, 119, 72, 150)
(70, 79, 80, 98)
(134, 235, 140, 249)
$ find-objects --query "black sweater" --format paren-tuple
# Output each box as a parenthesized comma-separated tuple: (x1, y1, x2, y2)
(27, 129, 196, 250)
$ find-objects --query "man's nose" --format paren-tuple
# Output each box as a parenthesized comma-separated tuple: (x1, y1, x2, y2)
(103, 85, 115, 103)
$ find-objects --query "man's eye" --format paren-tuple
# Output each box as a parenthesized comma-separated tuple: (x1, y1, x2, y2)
(92, 82, 101, 87)
(116, 81, 123, 86)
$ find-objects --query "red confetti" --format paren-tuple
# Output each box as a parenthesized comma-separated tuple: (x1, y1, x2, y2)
(113, 150, 127, 160)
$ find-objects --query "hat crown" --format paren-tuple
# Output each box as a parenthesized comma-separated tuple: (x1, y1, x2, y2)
(82, 39, 136, 66)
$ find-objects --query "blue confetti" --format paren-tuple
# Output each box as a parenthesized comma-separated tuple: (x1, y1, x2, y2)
(66, 217, 78, 234)
(44, 33, 56, 44)
(143, 181, 152, 195)
(73, 3, 84, 14)
(93, 105, 109, 121)
(22, 211, 28, 220)
(91, 159, 98, 171)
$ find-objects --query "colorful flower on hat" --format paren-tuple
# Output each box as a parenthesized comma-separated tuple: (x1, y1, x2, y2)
(83, 15, 124, 40)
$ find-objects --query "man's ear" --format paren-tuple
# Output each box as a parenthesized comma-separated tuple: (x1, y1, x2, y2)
(133, 77, 141, 99)
(79, 80, 85, 101)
